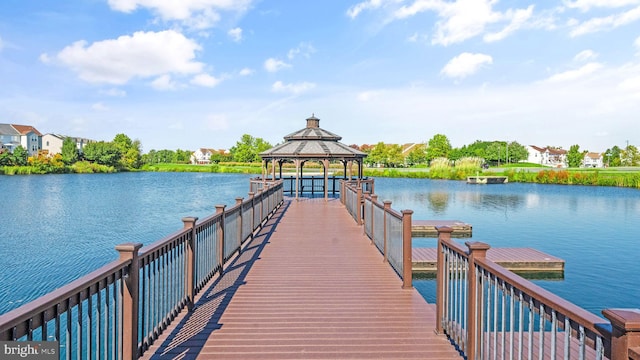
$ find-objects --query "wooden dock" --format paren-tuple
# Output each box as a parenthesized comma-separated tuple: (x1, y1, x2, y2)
(412, 220, 472, 237)
(142, 199, 463, 360)
(412, 247, 564, 273)
(467, 175, 508, 184)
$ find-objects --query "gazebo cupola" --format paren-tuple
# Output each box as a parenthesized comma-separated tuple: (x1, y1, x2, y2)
(259, 114, 367, 200)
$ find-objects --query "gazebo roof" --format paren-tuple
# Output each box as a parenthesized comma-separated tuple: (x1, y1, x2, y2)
(260, 115, 366, 160)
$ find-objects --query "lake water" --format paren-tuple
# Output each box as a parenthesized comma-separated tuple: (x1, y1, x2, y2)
(0, 173, 638, 317)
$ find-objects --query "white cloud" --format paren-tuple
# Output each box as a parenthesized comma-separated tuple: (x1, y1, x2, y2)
(271, 81, 316, 94)
(53, 30, 203, 85)
(92, 102, 109, 111)
(228, 27, 242, 42)
(441, 52, 493, 79)
(287, 42, 316, 60)
(483, 6, 534, 43)
(564, 0, 640, 12)
(346, 0, 384, 19)
(393, 0, 534, 46)
(545, 62, 603, 82)
(100, 88, 127, 97)
(574, 49, 598, 62)
(618, 75, 640, 92)
(357, 90, 382, 101)
(635, 35, 640, 53)
(264, 58, 291, 72)
(151, 74, 178, 90)
(190, 73, 222, 87)
(239, 68, 254, 76)
(570, 5, 640, 36)
(39, 53, 51, 64)
(107, 0, 253, 29)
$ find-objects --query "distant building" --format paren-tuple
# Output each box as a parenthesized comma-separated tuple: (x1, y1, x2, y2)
(191, 148, 228, 164)
(526, 145, 567, 167)
(0, 124, 42, 156)
(42, 134, 95, 155)
(583, 152, 604, 168)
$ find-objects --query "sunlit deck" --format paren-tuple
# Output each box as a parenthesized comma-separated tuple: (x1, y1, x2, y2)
(141, 198, 463, 359)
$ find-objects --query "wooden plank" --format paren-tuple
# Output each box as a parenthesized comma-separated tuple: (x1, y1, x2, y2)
(141, 199, 464, 360)
(413, 247, 564, 273)
(412, 220, 472, 237)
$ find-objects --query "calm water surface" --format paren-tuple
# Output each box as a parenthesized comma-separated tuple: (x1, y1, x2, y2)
(0, 172, 251, 314)
(372, 178, 640, 316)
(1, 173, 638, 317)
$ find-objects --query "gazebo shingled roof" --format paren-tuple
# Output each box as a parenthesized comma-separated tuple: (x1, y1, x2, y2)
(259, 114, 367, 200)
(259, 115, 366, 160)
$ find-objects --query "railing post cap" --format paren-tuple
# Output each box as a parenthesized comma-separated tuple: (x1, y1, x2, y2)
(465, 241, 491, 251)
(602, 309, 640, 331)
(181, 216, 198, 223)
(236, 197, 244, 203)
(249, 192, 255, 197)
(401, 209, 413, 215)
(383, 200, 392, 206)
(215, 204, 226, 213)
(115, 242, 143, 253)
(436, 226, 454, 233)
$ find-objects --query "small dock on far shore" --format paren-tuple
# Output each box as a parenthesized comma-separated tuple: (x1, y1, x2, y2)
(467, 175, 508, 184)
(413, 247, 564, 273)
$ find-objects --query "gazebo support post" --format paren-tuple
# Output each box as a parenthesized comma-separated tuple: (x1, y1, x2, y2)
(323, 159, 329, 201)
(295, 159, 300, 200)
(261, 159, 266, 183)
(347, 160, 352, 180)
(271, 159, 276, 181)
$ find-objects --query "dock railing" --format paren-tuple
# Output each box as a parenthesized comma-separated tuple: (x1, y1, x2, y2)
(0, 181, 284, 359)
(341, 179, 413, 289)
(435, 226, 640, 360)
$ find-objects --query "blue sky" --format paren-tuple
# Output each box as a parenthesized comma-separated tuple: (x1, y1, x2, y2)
(1, 0, 639, 152)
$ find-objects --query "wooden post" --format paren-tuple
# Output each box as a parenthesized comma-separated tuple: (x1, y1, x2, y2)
(115, 242, 143, 360)
(356, 185, 362, 225)
(465, 241, 491, 360)
(435, 226, 454, 335)
(248, 192, 255, 233)
(602, 309, 640, 360)
(370, 194, 378, 245)
(216, 205, 226, 274)
(323, 159, 329, 201)
(181, 217, 198, 310)
(401, 210, 413, 289)
(236, 197, 244, 250)
(383, 201, 391, 263)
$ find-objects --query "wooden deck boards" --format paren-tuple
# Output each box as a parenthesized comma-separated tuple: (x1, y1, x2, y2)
(413, 247, 565, 273)
(141, 198, 463, 360)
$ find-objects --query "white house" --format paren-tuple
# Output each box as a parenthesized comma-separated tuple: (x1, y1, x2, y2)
(191, 148, 219, 164)
(583, 152, 604, 168)
(526, 145, 567, 167)
(0, 124, 42, 156)
(42, 134, 94, 155)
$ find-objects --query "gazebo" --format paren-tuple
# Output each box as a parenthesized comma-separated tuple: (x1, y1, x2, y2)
(259, 114, 367, 200)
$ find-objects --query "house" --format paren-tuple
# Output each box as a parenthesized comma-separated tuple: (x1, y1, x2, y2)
(42, 134, 95, 155)
(526, 145, 567, 167)
(191, 148, 226, 164)
(0, 124, 42, 156)
(583, 152, 604, 168)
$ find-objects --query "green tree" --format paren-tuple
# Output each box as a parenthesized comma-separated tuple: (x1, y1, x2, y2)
(61, 137, 79, 165)
(83, 141, 121, 167)
(230, 134, 272, 162)
(567, 144, 586, 168)
(405, 144, 427, 166)
(506, 142, 529, 163)
(621, 145, 640, 166)
(12, 146, 28, 166)
(386, 144, 404, 167)
(112, 134, 141, 169)
(604, 146, 622, 167)
(426, 134, 452, 161)
(364, 142, 387, 167)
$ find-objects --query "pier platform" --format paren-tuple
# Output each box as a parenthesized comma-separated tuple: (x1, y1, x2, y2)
(412, 247, 564, 273)
(412, 220, 472, 237)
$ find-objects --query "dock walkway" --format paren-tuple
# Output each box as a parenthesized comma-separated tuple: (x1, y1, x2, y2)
(142, 198, 462, 359)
